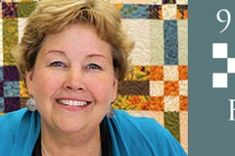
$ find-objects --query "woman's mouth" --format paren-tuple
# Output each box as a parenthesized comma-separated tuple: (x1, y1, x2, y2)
(56, 99, 92, 107)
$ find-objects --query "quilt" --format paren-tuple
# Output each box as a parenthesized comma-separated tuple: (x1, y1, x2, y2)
(0, 0, 188, 152)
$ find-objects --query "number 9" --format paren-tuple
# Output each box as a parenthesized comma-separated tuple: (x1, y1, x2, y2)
(216, 9, 231, 34)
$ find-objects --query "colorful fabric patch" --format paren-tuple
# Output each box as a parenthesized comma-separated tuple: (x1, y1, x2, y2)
(2, 2, 17, 18)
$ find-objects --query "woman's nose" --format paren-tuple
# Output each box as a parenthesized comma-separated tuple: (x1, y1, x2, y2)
(63, 69, 85, 91)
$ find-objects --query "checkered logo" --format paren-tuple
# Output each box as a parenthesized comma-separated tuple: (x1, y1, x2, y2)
(212, 43, 235, 88)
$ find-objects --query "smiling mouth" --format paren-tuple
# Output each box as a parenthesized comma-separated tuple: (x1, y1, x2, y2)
(56, 99, 92, 107)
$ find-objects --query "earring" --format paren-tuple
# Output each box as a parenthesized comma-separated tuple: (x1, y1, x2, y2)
(26, 98, 37, 111)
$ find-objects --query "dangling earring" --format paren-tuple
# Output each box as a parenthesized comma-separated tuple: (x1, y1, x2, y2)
(26, 98, 37, 111)
(106, 104, 113, 118)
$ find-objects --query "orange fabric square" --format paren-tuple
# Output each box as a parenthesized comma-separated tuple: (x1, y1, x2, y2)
(178, 65, 188, 80)
(164, 81, 179, 96)
(180, 96, 188, 111)
(149, 66, 163, 81)
(144, 96, 164, 111)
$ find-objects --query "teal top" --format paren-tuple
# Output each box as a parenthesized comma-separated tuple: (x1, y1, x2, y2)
(0, 108, 187, 156)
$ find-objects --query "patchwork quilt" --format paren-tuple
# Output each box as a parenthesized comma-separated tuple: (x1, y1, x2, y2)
(0, 0, 188, 152)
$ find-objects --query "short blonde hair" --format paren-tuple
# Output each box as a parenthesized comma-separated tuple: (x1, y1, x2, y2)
(13, 0, 134, 81)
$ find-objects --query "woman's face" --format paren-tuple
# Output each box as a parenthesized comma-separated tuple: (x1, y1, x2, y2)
(26, 23, 118, 134)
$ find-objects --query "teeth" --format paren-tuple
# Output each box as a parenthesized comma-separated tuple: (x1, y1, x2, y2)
(58, 99, 88, 107)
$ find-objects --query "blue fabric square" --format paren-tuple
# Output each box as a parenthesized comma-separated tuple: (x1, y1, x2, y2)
(121, 4, 148, 19)
(0, 67, 3, 81)
(3, 81, 19, 97)
(164, 20, 178, 65)
(0, 98, 4, 112)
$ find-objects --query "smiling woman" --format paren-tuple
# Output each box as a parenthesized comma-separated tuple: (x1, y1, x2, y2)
(0, 0, 187, 156)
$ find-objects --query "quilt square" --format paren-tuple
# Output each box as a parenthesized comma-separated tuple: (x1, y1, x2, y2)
(164, 20, 178, 65)
(150, 20, 164, 65)
(125, 66, 149, 81)
(180, 111, 188, 152)
(147, 96, 164, 111)
(149, 66, 164, 80)
(120, 4, 148, 19)
(0, 97, 4, 112)
(164, 96, 179, 112)
(113, 95, 164, 111)
(178, 20, 188, 65)
(176, 0, 188, 5)
(3, 18, 18, 65)
(0, 66, 3, 81)
(179, 80, 187, 96)
(2, 2, 17, 18)
(3, 81, 19, 97)
(164, 112, 180, 141)
(19, 80, 29, 97)
(177, 5, 188, 19)
(164, 80, 179, 96)
(150, 81, 164, 96)
(4, 97, 20, 112)
(162, 4, 177, 19)
(147, 5, 162, 19)
(180, 95, 188, 111)
(178, 65, 188, 80)
(4, 65, 19, 80)
(118, 81, 149, 95)
(17, 2, 36, 17)
(164, 65, 179, 80)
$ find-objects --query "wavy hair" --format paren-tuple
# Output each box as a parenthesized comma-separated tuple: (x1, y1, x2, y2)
(12, 0, 134, 81)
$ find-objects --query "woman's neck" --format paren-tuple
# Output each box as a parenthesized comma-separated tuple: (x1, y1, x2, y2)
(40, 120, 102, 156)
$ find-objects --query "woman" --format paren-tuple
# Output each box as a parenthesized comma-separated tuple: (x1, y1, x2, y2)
(0, 0, 187, 155)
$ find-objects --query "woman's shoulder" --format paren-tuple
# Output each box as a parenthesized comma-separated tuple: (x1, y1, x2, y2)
(0, 108, 29, 128)
(0, 108, 40, 139)
(109, 109, 187, 155)
(0, 108, 40, 153)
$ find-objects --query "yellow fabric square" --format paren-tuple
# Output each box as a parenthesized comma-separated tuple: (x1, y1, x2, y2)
(123, 19, 151, 65)
(179, 80, 187, 96)
(178, 20, 188, 65)
(180, 111, 188, 153)
(164, 96, 179, 112)
(150, 20, 164, 65)
(162, 4, 177, 20)
(164, 65, 179, 80)
(150, 81, 164, 96)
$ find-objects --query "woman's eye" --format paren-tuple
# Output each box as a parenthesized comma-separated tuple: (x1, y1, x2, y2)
(49, 61, 67, 68)
(86, 63, 102, 70)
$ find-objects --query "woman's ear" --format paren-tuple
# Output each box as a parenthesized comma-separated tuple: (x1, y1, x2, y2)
(25, 70, 34, 95)
(112, 77, 118, 102)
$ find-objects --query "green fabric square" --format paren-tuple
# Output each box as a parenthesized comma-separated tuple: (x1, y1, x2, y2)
(3, 18, 18, 65)
(164, 112, 180, 141)
(17, 2, 36, 18)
